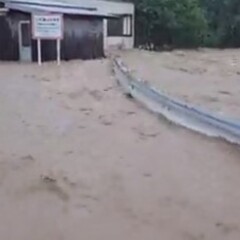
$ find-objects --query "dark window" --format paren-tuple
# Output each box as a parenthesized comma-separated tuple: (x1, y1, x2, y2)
(107, 17, 123, 37)
(21, 23, 31, 47)
(107, 15, 132, 37)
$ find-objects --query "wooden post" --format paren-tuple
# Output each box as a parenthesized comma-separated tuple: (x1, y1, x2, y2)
(57, 39, 61, 66)
(37, 38, 42, 66)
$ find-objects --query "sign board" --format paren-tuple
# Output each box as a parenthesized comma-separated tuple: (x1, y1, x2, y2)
(32, 14, 63, 39)
(32, 14, 63, 66)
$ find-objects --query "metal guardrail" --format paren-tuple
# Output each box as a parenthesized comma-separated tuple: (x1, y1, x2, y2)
(113, 57, 240, 145)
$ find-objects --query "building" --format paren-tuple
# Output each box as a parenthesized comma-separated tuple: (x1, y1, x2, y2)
(0, 0, 134, 62)
(57, 0, 135, 51)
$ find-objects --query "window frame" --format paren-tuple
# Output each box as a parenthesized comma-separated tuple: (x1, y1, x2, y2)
(122, 14, 133, 37)
(107, 14, 133, 37)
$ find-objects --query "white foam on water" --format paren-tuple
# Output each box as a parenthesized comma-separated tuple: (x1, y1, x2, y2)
(114, 59, 240, 145)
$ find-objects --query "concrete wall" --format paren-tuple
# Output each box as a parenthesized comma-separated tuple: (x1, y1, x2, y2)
(57, 0, 135, 50)
(101, 1, 134, 51)
(103, 19, 134, 51)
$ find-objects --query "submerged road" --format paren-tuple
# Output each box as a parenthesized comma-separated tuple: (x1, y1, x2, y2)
(0, 60, 240, 240)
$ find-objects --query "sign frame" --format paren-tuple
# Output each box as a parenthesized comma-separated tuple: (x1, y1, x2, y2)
(31, 14, 63, 66)
(32, 14, 64, 40)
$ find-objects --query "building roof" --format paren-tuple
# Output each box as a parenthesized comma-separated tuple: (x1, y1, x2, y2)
(1, 0, 133, 17)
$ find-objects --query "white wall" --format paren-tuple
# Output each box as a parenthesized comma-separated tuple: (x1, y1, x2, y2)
(103, 21, 134, 51)
(105, 36, 134, 50)
(101, 1, 135, 51)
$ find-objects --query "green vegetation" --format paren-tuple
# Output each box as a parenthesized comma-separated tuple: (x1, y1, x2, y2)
(126, 0, 240, 48)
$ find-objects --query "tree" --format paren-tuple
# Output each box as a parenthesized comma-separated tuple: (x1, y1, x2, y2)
(134, 0, 207, 49)
(201, 0, 240, 47)
(125, 0, 240, 48)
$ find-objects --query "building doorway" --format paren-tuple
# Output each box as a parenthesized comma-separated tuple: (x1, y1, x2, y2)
(18, 21, 32, 62)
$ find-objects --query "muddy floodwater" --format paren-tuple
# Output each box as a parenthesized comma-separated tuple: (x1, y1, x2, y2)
(121, 49, 240, 120)
(0, 59, 240, 240)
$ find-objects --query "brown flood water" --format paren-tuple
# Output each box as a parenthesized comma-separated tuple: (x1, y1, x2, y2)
(0, 59, 240, 240)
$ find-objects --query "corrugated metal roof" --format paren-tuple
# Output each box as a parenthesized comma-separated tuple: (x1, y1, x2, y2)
(1, 0, 132, 17)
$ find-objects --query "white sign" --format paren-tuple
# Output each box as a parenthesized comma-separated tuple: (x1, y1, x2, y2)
(32, 14, 63, 39)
